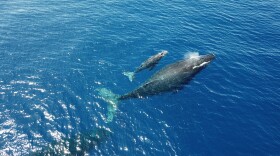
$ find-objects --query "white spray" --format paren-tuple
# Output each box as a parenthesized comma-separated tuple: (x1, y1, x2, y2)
(184, 52, 200, 60)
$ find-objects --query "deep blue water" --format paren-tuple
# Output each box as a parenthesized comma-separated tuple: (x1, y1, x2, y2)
(0, 0, 280, 155)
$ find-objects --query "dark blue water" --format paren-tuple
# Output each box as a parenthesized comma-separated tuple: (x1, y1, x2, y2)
(0, 0, 279, 155)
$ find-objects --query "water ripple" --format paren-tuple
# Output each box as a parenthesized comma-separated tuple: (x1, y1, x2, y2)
(0, 0, 279, 155)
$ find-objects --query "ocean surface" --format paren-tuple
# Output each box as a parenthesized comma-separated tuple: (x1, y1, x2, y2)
(0, 0, 279, 155)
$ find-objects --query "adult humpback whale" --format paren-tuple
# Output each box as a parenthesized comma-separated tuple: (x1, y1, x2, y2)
(97, 53, 215, 122)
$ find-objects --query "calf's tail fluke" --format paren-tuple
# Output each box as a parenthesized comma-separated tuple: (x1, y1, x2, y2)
(96, 88, 120, 123)
(123, 71, 135, 82)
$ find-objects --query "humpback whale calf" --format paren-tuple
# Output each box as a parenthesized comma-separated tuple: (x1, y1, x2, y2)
(123, 50, 168, 82)
(98, 53, 215, 122)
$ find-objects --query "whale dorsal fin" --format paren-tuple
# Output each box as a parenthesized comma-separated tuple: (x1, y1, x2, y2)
(142, 79, 160, 88)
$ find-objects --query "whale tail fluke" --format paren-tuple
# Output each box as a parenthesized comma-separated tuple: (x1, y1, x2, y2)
(123, 71, 135, 82)
(96, 88, 120, 123)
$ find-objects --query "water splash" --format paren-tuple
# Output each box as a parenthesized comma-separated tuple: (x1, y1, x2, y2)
(184, 52, 200, 60)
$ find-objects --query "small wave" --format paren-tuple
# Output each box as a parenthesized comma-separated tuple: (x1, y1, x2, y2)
(10, 80, 38, 86)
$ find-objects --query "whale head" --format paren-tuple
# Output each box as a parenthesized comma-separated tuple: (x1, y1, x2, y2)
(160, 50, 168, 56)
(186, 53, 215, 71)
(157, 50, 168, 58)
